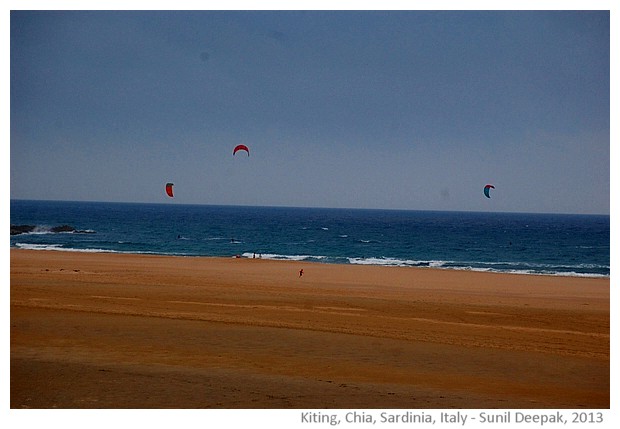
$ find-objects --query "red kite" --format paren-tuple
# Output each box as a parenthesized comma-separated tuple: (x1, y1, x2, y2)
(233, 144, 249, 156)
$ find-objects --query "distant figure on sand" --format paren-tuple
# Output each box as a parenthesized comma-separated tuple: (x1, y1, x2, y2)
(299, 269, 304, 277)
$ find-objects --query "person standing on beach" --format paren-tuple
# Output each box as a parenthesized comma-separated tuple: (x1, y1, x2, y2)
(299, 269, 304, 277)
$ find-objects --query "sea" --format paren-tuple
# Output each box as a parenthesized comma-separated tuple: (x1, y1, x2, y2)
(10, 199, 610, 278)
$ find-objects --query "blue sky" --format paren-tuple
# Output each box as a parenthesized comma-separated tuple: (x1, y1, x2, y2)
(9, 7, 611, 214)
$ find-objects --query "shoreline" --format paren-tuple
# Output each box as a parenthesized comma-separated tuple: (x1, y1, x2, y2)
(9, 246, 610, 279)
(11, 249, 610, 408)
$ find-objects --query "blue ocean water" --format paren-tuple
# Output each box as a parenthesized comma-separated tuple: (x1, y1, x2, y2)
(10, 200, 609, 278)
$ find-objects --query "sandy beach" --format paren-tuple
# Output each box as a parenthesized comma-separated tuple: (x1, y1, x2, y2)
(10, 249, 609, 409)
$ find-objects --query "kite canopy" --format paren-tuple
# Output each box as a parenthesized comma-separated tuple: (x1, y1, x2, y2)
(233, 144, 249, 156)
(483, 184, 495, 198)
(165, 183, 174, 198)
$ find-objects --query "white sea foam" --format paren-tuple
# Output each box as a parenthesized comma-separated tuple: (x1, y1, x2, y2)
(241, 252, 328, 262)
(345, 256, 608, 278)
(14, 243, 116, 253)
(15, 243, 64, 251)
(349, 257, 408, 266)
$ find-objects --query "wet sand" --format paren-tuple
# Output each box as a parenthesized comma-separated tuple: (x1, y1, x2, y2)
(10, 249, 609, 408)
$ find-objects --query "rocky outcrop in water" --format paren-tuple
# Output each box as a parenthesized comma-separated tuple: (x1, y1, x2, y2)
(10, 225, 36, 235)
(10, 224, 95, 235)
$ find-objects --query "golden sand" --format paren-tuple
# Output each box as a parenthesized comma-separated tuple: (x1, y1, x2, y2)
(10, 249, 609, 408)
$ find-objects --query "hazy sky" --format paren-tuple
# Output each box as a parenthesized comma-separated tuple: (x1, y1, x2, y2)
(10, 9, 610, 214)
